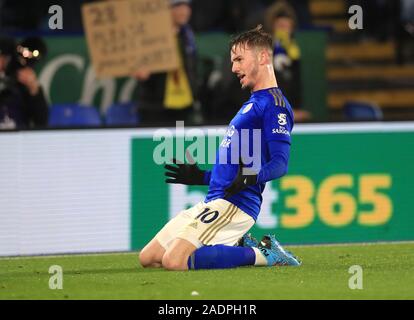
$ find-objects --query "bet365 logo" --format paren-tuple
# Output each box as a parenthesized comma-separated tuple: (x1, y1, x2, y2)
(278, 174, 392, 229)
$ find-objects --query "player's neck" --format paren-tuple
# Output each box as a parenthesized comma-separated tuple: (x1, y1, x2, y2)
(251, 65, 278, 92)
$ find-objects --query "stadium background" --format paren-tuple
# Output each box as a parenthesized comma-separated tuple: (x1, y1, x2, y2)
(1, 123, 413, 256)
(1, 0, 414, 257)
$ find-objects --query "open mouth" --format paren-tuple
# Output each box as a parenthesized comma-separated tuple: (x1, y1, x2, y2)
(238, 74, 246, 82)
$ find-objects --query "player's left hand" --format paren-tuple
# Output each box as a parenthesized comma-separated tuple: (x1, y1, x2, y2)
(224, 157, 258, 199)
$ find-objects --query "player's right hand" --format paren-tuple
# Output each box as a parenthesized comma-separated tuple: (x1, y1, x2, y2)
(164, 151, 206, 185)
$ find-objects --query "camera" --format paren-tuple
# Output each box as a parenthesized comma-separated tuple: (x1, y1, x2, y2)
(0, 36, 47, 96)
(5, 36, 47, 73)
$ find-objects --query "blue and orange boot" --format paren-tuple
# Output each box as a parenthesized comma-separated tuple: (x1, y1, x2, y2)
(258, 234, 301, 266)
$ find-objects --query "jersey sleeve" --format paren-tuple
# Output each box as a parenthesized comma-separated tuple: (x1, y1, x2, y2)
(203, 170, 212, 185)
(262, 105, 293, 144)
(257, 140, 290, 183)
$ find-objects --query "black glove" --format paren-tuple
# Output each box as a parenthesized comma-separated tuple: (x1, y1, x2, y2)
(164, 157, 206, 185)
(224, 157, 258, 199)
(224, 157, 257, 199)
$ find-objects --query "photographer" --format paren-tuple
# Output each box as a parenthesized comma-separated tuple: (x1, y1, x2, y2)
(0, 36, 48, 130)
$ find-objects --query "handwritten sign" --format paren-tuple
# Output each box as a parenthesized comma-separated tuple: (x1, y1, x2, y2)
(82, 0, 179, 78)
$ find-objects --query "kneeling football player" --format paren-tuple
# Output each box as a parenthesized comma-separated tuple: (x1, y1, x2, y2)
(139, 26, 301, 270)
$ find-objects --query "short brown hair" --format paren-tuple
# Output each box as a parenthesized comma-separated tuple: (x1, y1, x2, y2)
(229, 25, 273, 53)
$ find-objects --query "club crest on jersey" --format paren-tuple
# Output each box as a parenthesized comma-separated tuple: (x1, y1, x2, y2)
(242, 103, 253, 114)
(278, 113, 287, 125)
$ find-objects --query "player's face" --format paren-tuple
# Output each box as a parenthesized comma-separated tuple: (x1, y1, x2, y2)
(231, 44, 259, 91)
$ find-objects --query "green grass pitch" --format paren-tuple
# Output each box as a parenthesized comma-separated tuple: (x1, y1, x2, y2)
(1, 242, 413, 300)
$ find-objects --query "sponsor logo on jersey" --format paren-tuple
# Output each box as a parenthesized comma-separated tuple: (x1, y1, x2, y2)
(242, 103, 253, 114)
(220, 138, 231, 148)
(272, 126, 290, 136)
(226, 125, 235, 137)
(278, 113, 287, 125)
(220, 125, 236, 148)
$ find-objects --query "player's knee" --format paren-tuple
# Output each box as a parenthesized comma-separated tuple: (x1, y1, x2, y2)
(162, 253, 188, 271)
(138, 249, 155, 268)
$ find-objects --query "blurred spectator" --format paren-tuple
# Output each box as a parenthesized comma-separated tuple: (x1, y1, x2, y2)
(133, 0, 198, 126)
(265, 1, 311, 122)
(0, 36, 49, 130)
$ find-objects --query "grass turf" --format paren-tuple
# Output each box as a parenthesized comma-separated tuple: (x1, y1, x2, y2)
(0, 242, 413, 300)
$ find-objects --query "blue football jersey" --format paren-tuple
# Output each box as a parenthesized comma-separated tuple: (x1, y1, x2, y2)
(205, 87, 294, 221)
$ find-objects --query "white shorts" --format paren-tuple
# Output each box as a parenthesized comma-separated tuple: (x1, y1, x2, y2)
(155, 199, 255, 249)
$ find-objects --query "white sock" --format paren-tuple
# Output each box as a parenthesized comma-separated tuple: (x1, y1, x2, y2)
(252, 247, 268, 266)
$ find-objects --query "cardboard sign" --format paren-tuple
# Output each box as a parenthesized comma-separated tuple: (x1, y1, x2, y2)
(82, 0, 179, 78)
